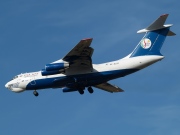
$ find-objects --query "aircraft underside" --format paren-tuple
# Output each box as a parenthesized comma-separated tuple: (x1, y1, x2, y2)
(26, 68, 139, 95)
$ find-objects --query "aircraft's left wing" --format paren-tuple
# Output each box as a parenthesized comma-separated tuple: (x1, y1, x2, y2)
(62, 38, 94, 69)
(93, 82, 124, 93)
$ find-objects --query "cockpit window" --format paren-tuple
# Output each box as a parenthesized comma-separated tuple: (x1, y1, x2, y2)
(12, 76, 18, 80)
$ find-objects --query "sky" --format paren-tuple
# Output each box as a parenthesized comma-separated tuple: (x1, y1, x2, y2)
(0, 0, 180, 135)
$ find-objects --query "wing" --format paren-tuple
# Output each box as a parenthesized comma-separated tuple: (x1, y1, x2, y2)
(93, 82, 124, 93)
(62, 38, 94, 69)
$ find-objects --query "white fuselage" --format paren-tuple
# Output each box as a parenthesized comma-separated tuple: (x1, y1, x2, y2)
(5, 55, 164, 93)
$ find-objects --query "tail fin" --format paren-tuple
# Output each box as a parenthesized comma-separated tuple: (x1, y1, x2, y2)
(130, 14, 175, 57)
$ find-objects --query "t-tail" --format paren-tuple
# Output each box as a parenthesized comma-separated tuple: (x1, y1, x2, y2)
(130, 14, 175, 57)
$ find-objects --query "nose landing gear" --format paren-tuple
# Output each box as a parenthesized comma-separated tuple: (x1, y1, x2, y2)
(33, 90, 39, 97)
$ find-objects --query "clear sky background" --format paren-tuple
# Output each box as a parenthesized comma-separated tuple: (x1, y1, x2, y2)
(0, 0, 180, 135)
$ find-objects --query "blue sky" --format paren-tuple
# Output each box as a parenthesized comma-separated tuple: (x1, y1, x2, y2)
(0, 0, 180, 135)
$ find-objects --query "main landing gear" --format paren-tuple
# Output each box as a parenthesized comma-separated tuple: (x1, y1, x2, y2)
(78, 87, 94, 95)
(87, 87, 94, 94)
(33, 90, 39, 97)
(78, 90, 84, 95)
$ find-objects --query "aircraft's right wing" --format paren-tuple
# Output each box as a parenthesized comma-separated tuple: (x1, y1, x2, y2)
(93, 82, 124, 93)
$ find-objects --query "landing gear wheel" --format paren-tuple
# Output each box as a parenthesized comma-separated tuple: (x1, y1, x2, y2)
(88, 87, 94, 94)
(33, 90, 39, 97)
(78, 90, 84, 95)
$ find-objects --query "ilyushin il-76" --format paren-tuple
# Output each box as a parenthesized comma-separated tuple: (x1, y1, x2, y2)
(5, 14, 175, 96)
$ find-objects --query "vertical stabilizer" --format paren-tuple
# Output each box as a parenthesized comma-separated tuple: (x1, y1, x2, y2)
(130, 14, 175, 57)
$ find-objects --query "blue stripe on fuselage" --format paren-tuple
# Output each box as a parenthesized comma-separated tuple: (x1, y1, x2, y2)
(26, 69, 139, 90)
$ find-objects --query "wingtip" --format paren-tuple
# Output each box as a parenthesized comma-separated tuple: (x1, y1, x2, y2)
(160, 14, 169, 17)
(82, 38, 93, 41)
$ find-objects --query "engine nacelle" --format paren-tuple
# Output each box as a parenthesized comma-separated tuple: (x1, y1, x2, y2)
(45, 62, 69, 71)
(41, 69, 61, 76)
(62, 87, 77, 93)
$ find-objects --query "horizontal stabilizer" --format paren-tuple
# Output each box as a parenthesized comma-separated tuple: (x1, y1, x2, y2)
(167, 30, 176, 36)
(147, 14, 169, 30)
(93, 82, 124, 93)
(137, 14, 176, 36)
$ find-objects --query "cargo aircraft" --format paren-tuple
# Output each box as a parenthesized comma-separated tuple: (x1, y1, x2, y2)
(5, 14, 175, 96)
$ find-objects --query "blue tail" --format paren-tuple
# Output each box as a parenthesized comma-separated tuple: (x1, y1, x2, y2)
(130, 14, 175, 57)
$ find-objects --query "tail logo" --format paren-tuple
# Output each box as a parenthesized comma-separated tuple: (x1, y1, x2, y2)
(140, 38, 152, 49)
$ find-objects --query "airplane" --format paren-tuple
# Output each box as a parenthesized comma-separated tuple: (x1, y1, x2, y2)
(5, 14, 175, 96)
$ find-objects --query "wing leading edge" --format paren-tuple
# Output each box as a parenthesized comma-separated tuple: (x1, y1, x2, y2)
(94, 82, 124, 93)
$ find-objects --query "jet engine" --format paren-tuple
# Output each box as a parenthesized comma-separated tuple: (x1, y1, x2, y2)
(45, 62, 69, 71)
(41, 61, 69, 76)
(41, 69, 61, 76)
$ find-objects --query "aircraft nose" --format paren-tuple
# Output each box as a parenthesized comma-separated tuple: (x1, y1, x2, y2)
(5, 82, 10, 89)
(5, 83, 9, 89)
